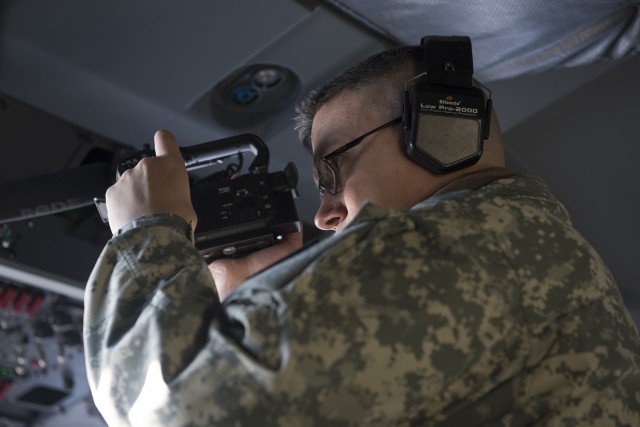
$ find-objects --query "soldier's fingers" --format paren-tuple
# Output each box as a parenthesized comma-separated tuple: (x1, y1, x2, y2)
(154, 129, 182, 161)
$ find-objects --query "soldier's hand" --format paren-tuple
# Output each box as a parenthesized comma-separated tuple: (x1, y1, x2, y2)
(208, 230, 303, 301)
(105, 130, 197, 234)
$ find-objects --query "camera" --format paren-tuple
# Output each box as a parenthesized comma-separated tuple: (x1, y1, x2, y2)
(94, 134, 300, 262)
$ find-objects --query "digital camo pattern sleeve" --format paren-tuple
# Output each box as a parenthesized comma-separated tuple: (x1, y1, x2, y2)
(83, 214, 220, 426)
(84, 176, 640, 426)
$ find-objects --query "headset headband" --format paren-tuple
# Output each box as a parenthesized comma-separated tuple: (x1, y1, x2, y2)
(421, 36, 474, 88)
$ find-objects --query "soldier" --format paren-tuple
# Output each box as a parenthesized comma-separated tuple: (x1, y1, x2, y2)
(84, 40, 640, 426)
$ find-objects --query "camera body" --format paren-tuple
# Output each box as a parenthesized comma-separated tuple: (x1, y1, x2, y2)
(95, 134, 300, 262)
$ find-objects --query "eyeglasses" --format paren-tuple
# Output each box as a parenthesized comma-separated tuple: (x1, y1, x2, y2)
(316, 116, 402, 197)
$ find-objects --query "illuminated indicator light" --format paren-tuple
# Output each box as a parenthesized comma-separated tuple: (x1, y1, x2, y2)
(0, 381, 12, 400)
(0, 367, 16, 378)
(12, 292, 32, 312)
(0, 288, 17, 309)
(34, 345, 47, 368)
(57, 342, 65, 364)
(31, 358, 46, 368)
(26, 295, 45, 317)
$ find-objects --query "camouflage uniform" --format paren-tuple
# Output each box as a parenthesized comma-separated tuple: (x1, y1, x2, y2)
(84, 172, 640, 426)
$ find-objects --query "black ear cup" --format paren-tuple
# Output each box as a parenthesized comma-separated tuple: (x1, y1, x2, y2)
(403, 36, 492, 174)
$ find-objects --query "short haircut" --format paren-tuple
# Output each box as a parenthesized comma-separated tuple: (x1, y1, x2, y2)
(294, 45, 421, 152)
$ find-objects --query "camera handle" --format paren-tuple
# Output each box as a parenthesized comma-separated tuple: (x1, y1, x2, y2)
(116, 134, 271, 180)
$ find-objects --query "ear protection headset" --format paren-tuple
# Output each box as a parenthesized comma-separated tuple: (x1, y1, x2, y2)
(403, 36, 492, 174)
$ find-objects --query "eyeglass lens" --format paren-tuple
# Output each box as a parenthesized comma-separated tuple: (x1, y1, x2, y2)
(317, 158, 336, 196)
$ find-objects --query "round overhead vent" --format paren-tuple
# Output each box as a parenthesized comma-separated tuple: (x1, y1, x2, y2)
(251, 67, 283, 89)
(230, 85, 260, 106)
(211, 64, 300, 129)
